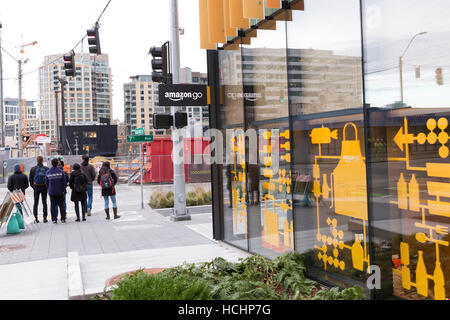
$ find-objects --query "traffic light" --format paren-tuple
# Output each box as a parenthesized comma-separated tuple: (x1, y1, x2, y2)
(63, 51, 75, 77)
(87, 23, 102, 55)
(153, 114, 173, 129)
(436, 67, 444, 85)
(174, 112, 188, 129)
(149, 42, 171, 84)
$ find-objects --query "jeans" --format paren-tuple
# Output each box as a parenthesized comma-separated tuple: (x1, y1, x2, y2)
(86, 184, 93, 210)
(50, 195, 66, 221)
(33, 187, 48, 220)
(103, 195, 117, 210)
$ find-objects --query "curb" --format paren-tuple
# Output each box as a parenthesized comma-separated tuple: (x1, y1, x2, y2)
(67, 252, 84, 300)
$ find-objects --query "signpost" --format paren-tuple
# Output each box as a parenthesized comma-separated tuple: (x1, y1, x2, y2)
(127, 132, 153, 210)
(127, 135, 154, 143)
(134, 128, 145, 136)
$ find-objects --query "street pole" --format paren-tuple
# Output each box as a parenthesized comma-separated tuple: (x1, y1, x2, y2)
(399, 56, 403, 105)
(141, 143, 144, 210)
(18, 59, 23, 158)
(170, 0, 189, 221)
(0, 23, 5, 147)
(54, 90, 61, 154)
(59, 78, 68, 155)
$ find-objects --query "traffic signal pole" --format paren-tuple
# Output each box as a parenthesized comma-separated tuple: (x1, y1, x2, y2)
(170, 0, 190, 221)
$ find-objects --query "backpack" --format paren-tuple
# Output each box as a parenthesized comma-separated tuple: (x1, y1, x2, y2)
(74, 174, 87, 193)
(34, 167, 47, 186)
(100, 170, 115, 190)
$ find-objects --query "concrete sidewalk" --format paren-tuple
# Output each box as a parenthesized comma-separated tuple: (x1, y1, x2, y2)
(0, 243, 250, 300)
(0, 183, 251, 300)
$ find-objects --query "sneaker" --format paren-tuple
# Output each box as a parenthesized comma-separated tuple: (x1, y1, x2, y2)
(82, 218, 86, 222)
(35, 219, 40, 224)
(61, 220, 66, 224)
(44, 219, 48, 223)
(75, 219, 80, 222)
(53, 220, 57, 224)
(87, 209, 91, 217)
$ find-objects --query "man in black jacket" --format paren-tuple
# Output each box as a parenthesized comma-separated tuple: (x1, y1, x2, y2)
(29, 156, 49, 223)
(8, 164, 29, 194)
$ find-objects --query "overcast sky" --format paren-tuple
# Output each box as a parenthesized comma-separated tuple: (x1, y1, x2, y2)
(0, 0, 206, 121)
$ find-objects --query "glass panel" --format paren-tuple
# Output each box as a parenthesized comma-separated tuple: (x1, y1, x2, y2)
(219, 45, 248, 251)
(362, 0, 450, 300)
(241, 17, 293, 259)
(287, 0, 368, 292)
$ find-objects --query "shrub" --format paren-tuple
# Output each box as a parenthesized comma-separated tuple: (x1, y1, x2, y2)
(110, 270, 212, 300)
(102, 253, 365, 301)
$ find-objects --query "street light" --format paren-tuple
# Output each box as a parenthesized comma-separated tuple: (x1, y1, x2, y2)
(399, 31, 427, 105)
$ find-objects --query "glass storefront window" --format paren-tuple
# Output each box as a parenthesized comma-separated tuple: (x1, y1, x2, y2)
(362, 0, 450, 300)
(219, 43, 248, 251)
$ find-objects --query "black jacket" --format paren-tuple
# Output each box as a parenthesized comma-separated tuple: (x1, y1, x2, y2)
(69, 170, 88, 202)
(29, 163, 49, 189)
(8, 168, 29, 194)
(97, 168, 118, 197)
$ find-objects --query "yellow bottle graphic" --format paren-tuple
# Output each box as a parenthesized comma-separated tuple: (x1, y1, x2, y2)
(400, 242, 411, 290)
(433, 261, 445, 300)
(351, 234, 364, 271)
(398, 173, 408, 210)
(416, 251, 428, 297)
(409, 174, 420, 212)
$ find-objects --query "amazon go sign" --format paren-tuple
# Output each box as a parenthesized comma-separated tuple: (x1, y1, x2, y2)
(158, 84, 209, 106)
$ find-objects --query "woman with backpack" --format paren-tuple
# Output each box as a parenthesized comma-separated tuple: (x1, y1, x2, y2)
(69, 163, 88, 222)
(97, 161, 120, 220)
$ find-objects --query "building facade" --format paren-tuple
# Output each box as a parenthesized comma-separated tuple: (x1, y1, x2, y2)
(38, 53, 113, 144)
(123, 75, 170, 137)
(3, 98, 38, 137)
(203, 0, 450, 300)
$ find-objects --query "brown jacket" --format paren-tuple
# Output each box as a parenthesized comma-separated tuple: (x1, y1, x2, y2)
(80, 162, 96, 185)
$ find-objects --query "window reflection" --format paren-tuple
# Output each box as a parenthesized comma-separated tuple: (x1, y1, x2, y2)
(363, 0, 450, 300)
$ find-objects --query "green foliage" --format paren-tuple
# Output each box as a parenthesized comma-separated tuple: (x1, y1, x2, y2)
(109, 270, 212, 300)
(106, 253, 365, 300)
(312, 286, 364, 300)
(150, 188, 211, 209)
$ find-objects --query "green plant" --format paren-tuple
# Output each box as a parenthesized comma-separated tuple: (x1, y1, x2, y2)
(106, 253, 366, 300)
(109, 270, 212, 300)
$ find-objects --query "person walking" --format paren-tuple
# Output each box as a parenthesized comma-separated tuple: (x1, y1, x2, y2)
(97, 161, 120, 220)
(80, 155, 96, 216)
(69, 163, 88, 222)
(29, 156, 49, 223)
(45, 158, 67, 224)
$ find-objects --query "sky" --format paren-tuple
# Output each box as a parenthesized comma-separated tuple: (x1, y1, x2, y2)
(0, 0, 207, 121)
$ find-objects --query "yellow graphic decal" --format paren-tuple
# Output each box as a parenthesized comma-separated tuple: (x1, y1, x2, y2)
(261, 129, 294, 252)
(311, 123, 370, 273)
(389, 117, 448, 300)
(231, 133, 247, 237)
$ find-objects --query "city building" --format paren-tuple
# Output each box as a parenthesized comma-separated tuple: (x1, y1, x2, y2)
(202, 0, 450, 300)
(3, 98, 38, 137)
(62, 121, 118, 157)
(123, 75, 170, 137)
(38, 53, 113, 146)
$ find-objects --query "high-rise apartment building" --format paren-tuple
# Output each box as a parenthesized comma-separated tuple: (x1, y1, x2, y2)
(3, 98, 38, 137)
(38, 53, 113, 143)
(179, 67, 209, 132)
(123, 75, 170, 137)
